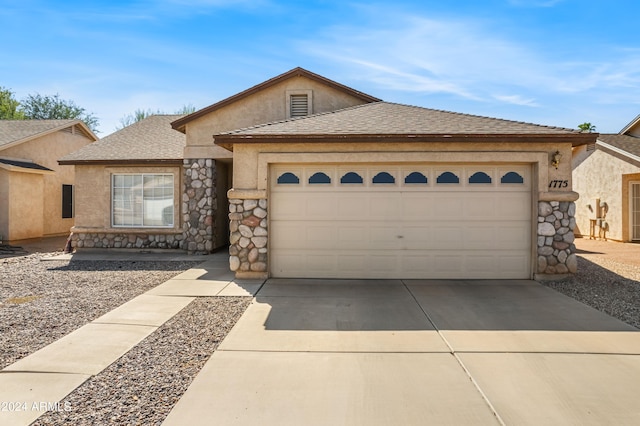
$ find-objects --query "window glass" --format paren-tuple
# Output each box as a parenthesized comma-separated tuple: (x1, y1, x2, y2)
(501, 172, 524, 184)
(372, 172, 395, 184)
(340, 172, 363, 184)
(112, 174, 173, 227)
(277, 172, 300, 184)
(469, 172, 492, 184)
(436, 172, 460, 184)
(309, 172, 331, 184)
(404, 172, 428, 184)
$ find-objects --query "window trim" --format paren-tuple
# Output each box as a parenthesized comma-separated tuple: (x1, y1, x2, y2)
(111, 173, 175, 228)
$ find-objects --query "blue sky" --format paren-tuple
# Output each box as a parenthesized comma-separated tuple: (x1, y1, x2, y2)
(1, 0, 638, 135)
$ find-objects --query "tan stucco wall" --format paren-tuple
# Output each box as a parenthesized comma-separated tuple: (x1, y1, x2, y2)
(73, 164, 182, 234)
(573, 149, 640, 241)
(2, 130, 94, 237)
(230, 141, 574, 195)
(184, 76, 372, 159)
(3, 171, 45, 240)
(0, 170, 9, 240)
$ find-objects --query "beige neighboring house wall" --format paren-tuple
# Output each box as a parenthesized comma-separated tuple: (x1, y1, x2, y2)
(572, 135, 640, 242)
(0, 120, 97, 242)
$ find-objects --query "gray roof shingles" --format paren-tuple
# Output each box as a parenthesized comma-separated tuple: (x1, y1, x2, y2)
(598, 134, 640, 159)
(220, 102, 581, 136)
(60, 115, 185, 163)
(0, 119, 79, 148)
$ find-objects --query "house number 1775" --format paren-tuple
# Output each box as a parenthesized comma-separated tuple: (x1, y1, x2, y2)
(548, 180, 568, 188)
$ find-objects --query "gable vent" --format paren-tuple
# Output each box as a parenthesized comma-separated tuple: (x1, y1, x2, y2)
(290, 94, 309, 117)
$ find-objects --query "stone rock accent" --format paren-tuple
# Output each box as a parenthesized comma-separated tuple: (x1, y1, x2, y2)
(537, 201, 577, 275)
(71, 232, 183, 249)
(229, 199, 267, 273)
(181, 159, 216, 254)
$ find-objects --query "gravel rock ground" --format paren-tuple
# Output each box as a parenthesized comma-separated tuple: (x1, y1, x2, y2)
(0, 254, 201, 369)
(33, 297, 250, 426)
(542, 254, 640, 329)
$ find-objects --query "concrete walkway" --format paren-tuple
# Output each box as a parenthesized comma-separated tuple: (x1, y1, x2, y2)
(0, 252, 264, 426)
(164, 279, 640, 426)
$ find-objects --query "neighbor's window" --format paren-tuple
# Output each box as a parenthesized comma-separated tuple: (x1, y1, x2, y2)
(112, 174, 174, 227)
(62, 184, 73, 219)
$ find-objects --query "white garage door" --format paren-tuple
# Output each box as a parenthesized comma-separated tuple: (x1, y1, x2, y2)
(270, 164, 532, 279)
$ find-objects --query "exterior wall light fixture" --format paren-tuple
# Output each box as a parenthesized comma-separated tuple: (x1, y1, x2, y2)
(551, 151, 562, 169)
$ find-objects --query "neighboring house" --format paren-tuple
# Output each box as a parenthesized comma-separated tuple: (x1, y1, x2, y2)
(572, 115, 640, 242)
(0, 120, 97, 242)
(60, 67, 597, 280)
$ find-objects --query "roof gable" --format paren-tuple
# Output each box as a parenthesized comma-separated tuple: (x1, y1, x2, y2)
(619, 114, 640, 137)
(0, 120, 97, 151)
(171, 67, 381, 133)
(596, 134, 640, 166)
(59, 115, 185, 164)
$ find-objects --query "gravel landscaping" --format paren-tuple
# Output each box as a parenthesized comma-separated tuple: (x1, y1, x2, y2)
(0, 254, 201, 369)
(542, 255, 640, 329)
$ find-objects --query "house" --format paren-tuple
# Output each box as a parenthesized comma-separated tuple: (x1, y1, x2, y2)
(0, 120, 97, 242)
(572, 115, 640, 242)
(60, 67, 597, 280)
(59, 115, 187, 249)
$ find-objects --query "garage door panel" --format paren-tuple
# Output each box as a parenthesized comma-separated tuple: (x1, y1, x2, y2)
(270, 164, 532, 279)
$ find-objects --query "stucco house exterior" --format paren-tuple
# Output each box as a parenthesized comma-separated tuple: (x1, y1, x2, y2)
(60, 67, 597, 280)
(572, 115, 640, 242)
(0, 120, 97, 242)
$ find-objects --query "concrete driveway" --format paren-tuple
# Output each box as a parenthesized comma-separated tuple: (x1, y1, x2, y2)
(164, 279, 640, 425)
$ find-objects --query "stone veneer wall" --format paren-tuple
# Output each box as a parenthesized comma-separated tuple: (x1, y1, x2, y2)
(181, 159, 215, 254)
(71, 232, 183, 249)
(228, 199, 267, 273)
(537, 201, 577, 275)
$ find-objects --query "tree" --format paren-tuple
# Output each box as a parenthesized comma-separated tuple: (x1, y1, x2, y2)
(117, 108, 163, 129)
(578, 122, 596, 133)
(20, 93, 99, 132)
(0, 86, 25, 119)
(116, 104, 197, 130)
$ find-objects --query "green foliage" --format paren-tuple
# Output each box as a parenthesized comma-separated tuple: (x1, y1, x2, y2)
(116, 104, 197, 130)
(175, 104, 196, 115)
(578, 122, 596, 133)
(0, 86, 25, 119)
(20, 93, 99, 132)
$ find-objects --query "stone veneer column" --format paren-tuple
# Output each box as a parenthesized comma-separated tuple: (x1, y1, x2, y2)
(182, 159, 215, 254)
(228, 198, 268, 277)
(536, 201, 578, 275)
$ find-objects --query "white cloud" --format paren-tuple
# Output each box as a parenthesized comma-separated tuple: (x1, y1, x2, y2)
(493, 95, 540, 107)
(297, 5, 640, 111)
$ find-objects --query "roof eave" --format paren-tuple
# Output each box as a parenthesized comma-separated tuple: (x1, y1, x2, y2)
(619, 114, 640, 135)
(214, 132, 598, 150)
(58, 158, 183, 166)
(171, 67, 381, 133)
(596, 140, 640, 168)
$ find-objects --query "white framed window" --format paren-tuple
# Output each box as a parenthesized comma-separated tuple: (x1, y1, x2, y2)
(631, 181, 640, 241)
(112, 174, 174, 227)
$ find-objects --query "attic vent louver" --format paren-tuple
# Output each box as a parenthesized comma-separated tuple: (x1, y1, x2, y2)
(290, 94, 309, 117)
